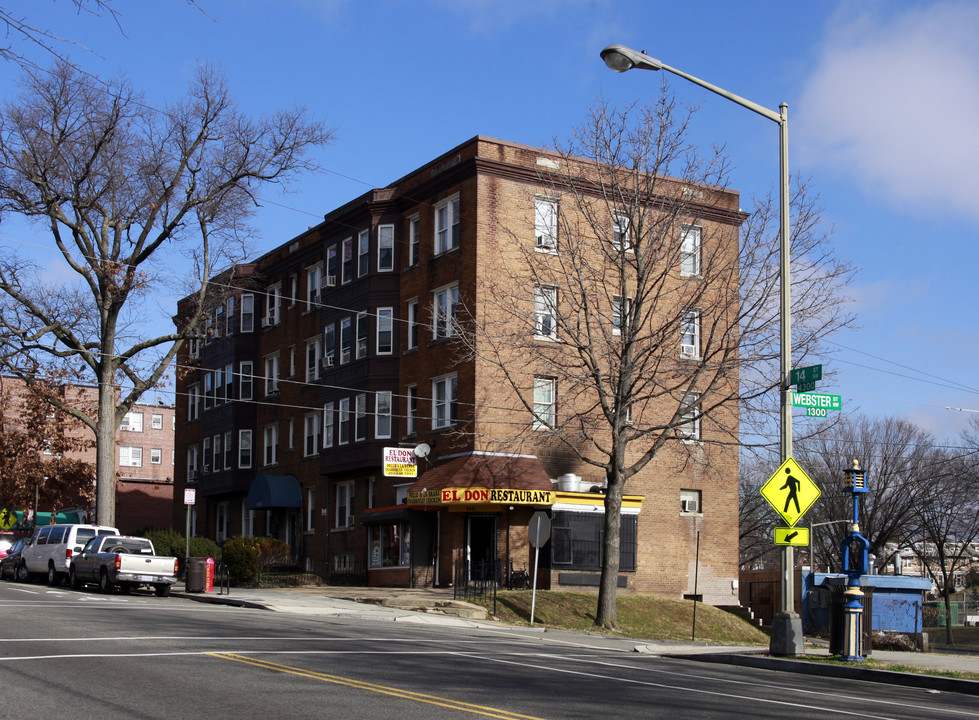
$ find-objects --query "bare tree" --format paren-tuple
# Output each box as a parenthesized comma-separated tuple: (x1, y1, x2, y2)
(739, 453, 780, 569)
(0, 60, 333, 525)
(460, 91, 854, 630)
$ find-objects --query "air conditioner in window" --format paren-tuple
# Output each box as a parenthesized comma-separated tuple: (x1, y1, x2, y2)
(187, 469, 197, 481)
(324, 275, 337, 288)
(681, 344, 697, 357)
(536, 234, 555, 249)
(322, 355, 334, 369)
(681, 499, 699, 514)
(260, 316, 272, 328)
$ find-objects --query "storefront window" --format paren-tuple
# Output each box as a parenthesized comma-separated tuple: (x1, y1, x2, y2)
(551, 511, 636, 572)
(368, 522, 411, 568)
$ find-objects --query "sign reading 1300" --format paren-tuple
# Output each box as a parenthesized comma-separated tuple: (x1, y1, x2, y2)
(792, 392, 842, 417)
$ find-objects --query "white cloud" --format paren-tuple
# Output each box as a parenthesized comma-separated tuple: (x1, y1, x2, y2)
(796, 2, 979, 222)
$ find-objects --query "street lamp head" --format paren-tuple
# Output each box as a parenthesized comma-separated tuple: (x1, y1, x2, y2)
(600, 44, 663, 73)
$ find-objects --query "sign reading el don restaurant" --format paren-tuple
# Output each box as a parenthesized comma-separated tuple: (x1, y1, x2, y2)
(383, 447, 418, 477)
(407, 487, 554, 506)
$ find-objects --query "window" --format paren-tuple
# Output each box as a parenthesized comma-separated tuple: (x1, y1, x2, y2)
(375, 391, 392, 439)
(202, 437, 211, 472)
(368, 522, 411, 568)
(378, 224, 394, 271)
(242, 506, 255, 538)
(323, 402, 335, 449)
(241, 293, 255, 333)
(432, 374, 457, 429)
(214, 304, 224, 339)
(408, 215, 420, 266)
(289, 345, 296, 378)
(681, 309, 700, 358)
(151, 414, 163, 430)
(216, 502, 229, 543)
(407, 299, 419, 349)
(188, 336, 201, 359)
(551, 511, 637, 572)
(120, 446, 142, 467)
(681, 225, 701, 277)
(533, 376, 556, 429)
(678, 392, 701, 441)
(406, 385, 418, 436)
(187, 384, 200, 422)
(338, 397, 351, 445)
(305, 488, 315, 533)
(612, 295, 632, 336)
(214, 368, 224, 405)
(306, 263, 322, 310)
(680, 489, 702, 515)
(432, 284, 459, 339)
(323, 324, 335, 369)
(358, 229, 370, 277)
(212, 434, 221, 471)
(225, 362, 234, 402)
(336, 481, 354, 528)
(341, 237, 354, 284)
(264, 283, 281, 326)
(264, 352, 280, 395)
(613, 211, 632, 251)
(534, 285, 557, 339)
(225, 296, 235, 336)
(186, 445, 199, 481)
(304, 413, 321, 456)
(340, 317, 352, 364)
(239, 361, 253, 401)
(434, 194, 460, 254)
(289, 274, 298, 307)
(306, 336, 322, 382)
(376, 308, 393, 355)
(326, 245, 338, 287)
(535, 196, 557, 250)
(203, 372, 213, 410)
(356, 312, 369, 359)
(224, 430, 233, 470)
(121, 411, 143, 432)
(355, 393, 367, 442)
(239, 429, 252, 469)
(151, 447, 162, 464)
(263, 424, 278, 466)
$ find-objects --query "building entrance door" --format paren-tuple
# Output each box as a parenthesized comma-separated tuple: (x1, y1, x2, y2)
(466, 514, 498, 582)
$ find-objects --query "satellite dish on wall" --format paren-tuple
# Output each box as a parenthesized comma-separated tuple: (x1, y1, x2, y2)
(413, 443, 431, 459)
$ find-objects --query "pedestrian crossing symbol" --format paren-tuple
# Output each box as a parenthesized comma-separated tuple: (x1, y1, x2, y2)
(760, 457, 821, 527)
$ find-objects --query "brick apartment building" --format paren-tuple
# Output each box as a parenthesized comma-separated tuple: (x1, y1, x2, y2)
(0, 376, 175, 534)
(173, 136, 743, 604)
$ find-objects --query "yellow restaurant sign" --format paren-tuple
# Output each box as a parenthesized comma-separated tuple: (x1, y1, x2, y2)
(407, 487, 554, 506)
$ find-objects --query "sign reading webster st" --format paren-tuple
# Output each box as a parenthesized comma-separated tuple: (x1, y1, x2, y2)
(383, 447, 418, 477)
(760, 457, 821, 527)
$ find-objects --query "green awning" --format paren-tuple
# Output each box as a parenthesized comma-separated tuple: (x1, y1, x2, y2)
(246, 475, 302, 510)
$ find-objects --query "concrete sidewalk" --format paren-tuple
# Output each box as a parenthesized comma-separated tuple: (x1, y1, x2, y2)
(171, 583, 979, 695)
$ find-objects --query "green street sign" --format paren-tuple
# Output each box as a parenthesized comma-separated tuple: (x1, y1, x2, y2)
(792, 391, 841, 417)
(790, 364, 822, 386)
(796, 381, 817, 393)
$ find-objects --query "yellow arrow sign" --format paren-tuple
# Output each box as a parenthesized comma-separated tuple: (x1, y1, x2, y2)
(774, 526, 810, 546)
(760, 457, 821, 527)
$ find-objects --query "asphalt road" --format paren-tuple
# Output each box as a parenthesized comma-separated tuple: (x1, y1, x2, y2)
(1, 580, 977, 719)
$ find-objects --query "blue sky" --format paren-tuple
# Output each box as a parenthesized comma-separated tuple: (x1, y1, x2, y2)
(2, 0, 977, 443)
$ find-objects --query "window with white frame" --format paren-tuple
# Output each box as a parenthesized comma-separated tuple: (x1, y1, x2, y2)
(534, 285, 557, 339)
(242, 506, 255, 538)
(187, 384, 200, 422)
(288, 345, 296, 378)
(120, 446, 142, 467)
(306, 336, 322, 382)
(356, 312, 369, 359)
(187, 445, 199, 481)
(408, 214, 420, 266)
(341, 237, 354, 284)
(355, 393, 367, 441)
(406, 385, 418, 436)
(533, 376, 556, 429)
(323, 324, 335, 369)
(378, 224, 394, 272)
(120, 411, 143, 432)
(376, 308, 393, 355)
(432, 374, 457, 429)
(375, 391, 392, 439)
(263, 424, 278, 466)
(305, 487, 315, 533)
(216, 501, 229, 542)
(434, 194, 460, 255)
(151, 447, 162, 464)
(241, 293, 255, 333)
(202, 437, 211, 472)
(323, 402, 335, 448)
(264, 352, 280, 395)
(358, 229, 370, 277)
(224, 430, 233, 470)
(613, 211, 632, 251)
(239, 361, 253, 401)
(287, 417, 294, 450)
(336, 481, 354, 528)
(214, 304, 224, 339)
(151, 413, 163, 430)
(306, 263, 322, 310)
(340, 317, 352, 364)
(407, 299, 419, 349)
(681, 224, 701, 277)
(212, 433, 221, 471)
(432, 284, 458, 339)
(326, 245, 338, 287)
(304, 413, 321, 457)
(289, 274, 298, 307)
(225, 296, 235, 336)
(203, 372, 213, 410)
(265, 283, 281, 326)
(338, 397, 351, 445)
(534, 196, 558, 251)
(612, 295, 632, 336)
(678, 392, 701, 441)
(680, 489, 702, 515)
(239, 429, 252, 469)
(681, 309, 700, 358)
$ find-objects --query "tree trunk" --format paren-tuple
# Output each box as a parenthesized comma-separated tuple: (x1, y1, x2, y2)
(94, 365, 117, 526)
(596, 476, 624, 630)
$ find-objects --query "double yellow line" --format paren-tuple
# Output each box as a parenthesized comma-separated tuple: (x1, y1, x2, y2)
(211, 653, 546, 720)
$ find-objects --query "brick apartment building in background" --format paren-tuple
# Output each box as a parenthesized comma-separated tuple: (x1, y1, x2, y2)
(173, 136, 743, 604)
(0, 376, 175, 534)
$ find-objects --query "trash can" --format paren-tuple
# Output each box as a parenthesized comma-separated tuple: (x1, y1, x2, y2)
(186, 556, 206, 593)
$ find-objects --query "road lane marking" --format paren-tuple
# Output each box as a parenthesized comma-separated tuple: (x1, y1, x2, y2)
(211, 652, 546, 720)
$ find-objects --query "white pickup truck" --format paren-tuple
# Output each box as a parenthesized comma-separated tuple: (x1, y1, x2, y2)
(68, 535, 179, 596)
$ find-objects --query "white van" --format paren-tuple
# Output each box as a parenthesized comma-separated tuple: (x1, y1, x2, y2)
(20, 524, 120, 585)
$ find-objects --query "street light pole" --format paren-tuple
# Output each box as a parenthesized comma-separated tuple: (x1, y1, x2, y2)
(601, 44, 800, 654)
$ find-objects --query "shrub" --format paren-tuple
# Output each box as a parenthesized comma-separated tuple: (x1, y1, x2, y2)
(143, 528, 184, 558)
(254, 537, 291, 571)
(222, 536, 261, 584)
(188, 536, 221, 562)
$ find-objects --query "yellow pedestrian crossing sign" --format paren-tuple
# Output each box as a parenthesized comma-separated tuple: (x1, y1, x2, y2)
(760, 457, 821, 527)
(0, 508, 17, 531)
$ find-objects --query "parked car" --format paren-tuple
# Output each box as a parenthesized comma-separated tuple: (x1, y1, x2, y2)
(0, 531, 29, 560)
(69, 535, 178, 596)
(0, 538, 29, 580)
(19, 524, 120, 585)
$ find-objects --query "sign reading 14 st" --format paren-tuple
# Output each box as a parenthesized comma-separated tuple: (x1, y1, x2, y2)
(760, 457, 822, 527)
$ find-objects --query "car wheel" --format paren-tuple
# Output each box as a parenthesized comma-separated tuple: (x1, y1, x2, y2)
(47, 563, 62, 586)
(69, 567, 81, 590)
(154, 584, 171, 598)
(99, 569, 112, 594)
(16, 562, 29, 583)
